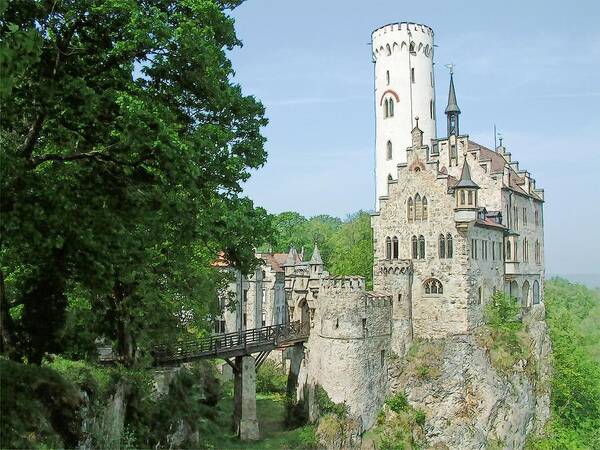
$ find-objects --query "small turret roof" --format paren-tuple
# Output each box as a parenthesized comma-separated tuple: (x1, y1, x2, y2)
(310, 243, 323, 265)
(445, 73, 461, 114)
(456, 156, 479, 189)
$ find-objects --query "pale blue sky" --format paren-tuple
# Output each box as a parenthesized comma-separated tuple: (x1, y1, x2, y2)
(228, 0, 600, 277)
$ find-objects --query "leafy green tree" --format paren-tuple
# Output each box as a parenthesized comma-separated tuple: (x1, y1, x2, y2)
(1, 0, 273, 364)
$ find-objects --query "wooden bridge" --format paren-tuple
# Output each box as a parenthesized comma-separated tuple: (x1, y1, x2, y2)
(150, 320, 309, 366)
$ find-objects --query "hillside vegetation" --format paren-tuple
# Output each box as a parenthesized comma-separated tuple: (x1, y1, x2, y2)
(527, 278, 600, 449)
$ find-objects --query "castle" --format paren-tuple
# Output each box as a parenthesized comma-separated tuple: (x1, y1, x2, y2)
(218, 21, 546, 432)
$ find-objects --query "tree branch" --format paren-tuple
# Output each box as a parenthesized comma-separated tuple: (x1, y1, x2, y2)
(31, 150, 154, 168)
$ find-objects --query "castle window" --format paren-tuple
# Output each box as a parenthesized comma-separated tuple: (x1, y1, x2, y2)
(409, 41, 415, 54)
(514, 240, 518, 261)
(411, 67, 415, 83)
(506, 240, 511, 260)
(386, 70, 390, 85)
(397, 294, 402, 302)
(415, 194, 422, 220)
(388, 98, 394, 117)
(386, 140, 393, 160)
(411, 235, 418, 259)
(478, 286, 484, 305)
(385, 236, 392, 260)
(392, 236, 399, 259)
(418, 235, 425, 259)
(407, 198, 414, 222)
(430, 99, 434, 119)
(386, 44, 391, 56)
(439, 234, 446, 258)
(335, 318, 339, 329)
(471, 239, 478, 259)
(384, 98, 389, 118)
(423, 278, 443, 295)
(533, 281, 540, 304)
(422, 196, 428, 220)
(447, 234, 453, 258)
(262, 311, 267, 327)
(523, 208, 528, 226)
(467, 190, 473, 205)
(460, 190, 466, 206)
(388, 174, 393, 181)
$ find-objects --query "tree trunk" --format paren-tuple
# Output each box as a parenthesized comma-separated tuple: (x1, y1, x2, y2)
(110, 280, 136, 367)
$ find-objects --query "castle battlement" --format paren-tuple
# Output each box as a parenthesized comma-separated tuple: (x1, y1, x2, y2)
(320, 276, 365, 291)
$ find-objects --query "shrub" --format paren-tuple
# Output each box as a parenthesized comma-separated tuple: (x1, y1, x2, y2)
(256, 359, 287, 394)
(385, 393, 409, 413)
(315, 384, 349, 418)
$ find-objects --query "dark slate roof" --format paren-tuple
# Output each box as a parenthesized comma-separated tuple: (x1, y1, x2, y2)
(455, 156, 479, 189)
(445, 73, 461, 114)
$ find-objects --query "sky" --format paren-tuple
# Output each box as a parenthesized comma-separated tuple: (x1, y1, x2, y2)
(227, 0, 600, 277)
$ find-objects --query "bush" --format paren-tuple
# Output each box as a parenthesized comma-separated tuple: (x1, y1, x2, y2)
(315, 384, 349, 418)
(0, 358, 83, 449)
(385, 393, 409, 413)
(256, 359, 287, 394)
(373, 395, 427, 450)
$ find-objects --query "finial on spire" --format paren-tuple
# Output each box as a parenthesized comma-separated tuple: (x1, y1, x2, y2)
(444, 63, 455, 75)
(415, 116, 419, 128)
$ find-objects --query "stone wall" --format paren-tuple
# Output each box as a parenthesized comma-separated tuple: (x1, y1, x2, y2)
(305, 277, 392, 430)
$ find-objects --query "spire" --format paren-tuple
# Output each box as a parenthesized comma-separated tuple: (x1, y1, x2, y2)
(310, 243, 323, 265)
(445, 70, 461, 137)
(455, 156, 479, 189)
(445, 72, 460, 114)
(283, 246, 298, 266)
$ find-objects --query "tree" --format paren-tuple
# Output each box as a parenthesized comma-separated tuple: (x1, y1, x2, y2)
(1, 0, 273, 364)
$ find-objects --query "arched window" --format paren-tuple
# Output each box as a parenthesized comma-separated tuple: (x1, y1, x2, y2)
(415, 194, 422, 220)
(423, 278, 443, 295)
(418, 235, 425, 259)
(411, 235, 418, 259)
(407, 198, 414, 222)
(392, 236, 399, 259)
(467, 190, 473, 205)
(386, 44, 391, 56)
(447, 234, 453, 258)
(522, 281, 530, 307)
(506, 240, 511, 260)
(385, 236, 392, 260)
(386, 70, 390, 85)
(384, 98, 389, 118)
(386, 140, 393, 160)
(533, 281, 540, 304)
(460, 190, 466, 205)
(388, 174, 393, 181)
(422, 197, 428, 220)
(409, 41, 415, 54)
(388, 98, 394, 117)
(514, 240, 518, 261)
(439, 234, 446, 258)
(430, 99, 433, 119)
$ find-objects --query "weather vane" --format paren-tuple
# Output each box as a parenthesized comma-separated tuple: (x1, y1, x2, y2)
(444, 63, 455, 75)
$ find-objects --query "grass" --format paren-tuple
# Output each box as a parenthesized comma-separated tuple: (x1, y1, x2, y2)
(203, 393, 317, 449)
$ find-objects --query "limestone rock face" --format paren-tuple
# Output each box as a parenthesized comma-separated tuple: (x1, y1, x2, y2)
(389, 313, 551, 449)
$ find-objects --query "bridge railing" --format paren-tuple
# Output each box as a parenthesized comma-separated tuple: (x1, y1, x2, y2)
(151, 320, 309, 364)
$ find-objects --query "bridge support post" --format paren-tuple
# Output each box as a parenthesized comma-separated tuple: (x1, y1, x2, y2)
(233, 355, 259, 441)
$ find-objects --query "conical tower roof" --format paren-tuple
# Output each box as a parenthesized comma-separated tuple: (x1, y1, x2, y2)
(445, 73, 461, 114)
(456, 156, 479, 189)
(310, 243, 323, 265)
(283, 246, 298, 266)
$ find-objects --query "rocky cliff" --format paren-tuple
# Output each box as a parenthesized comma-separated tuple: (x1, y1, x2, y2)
(386, 306, 551, 449)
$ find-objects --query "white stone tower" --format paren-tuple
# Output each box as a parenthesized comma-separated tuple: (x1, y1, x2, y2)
(372, 22, 437, 207)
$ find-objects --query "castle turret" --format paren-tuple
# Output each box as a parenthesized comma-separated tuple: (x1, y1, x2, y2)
(454, 156, 479, 223)
(372, 23, 437, 208)
(309, 243, 324, 277)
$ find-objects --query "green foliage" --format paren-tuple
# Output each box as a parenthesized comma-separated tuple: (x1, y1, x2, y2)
(315, 384, 349, 418)
(479, 291, 532, 374)
(385, 393, 409, 413)
(270, 210, 374, 286)
(46, 356, 112, 401)
(0, 358, 82, 449)
(373, 393, 427, 450)
(257, 359, 287, 394)
(527, 279, 600, 449)
(1, 0, 273, 364)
